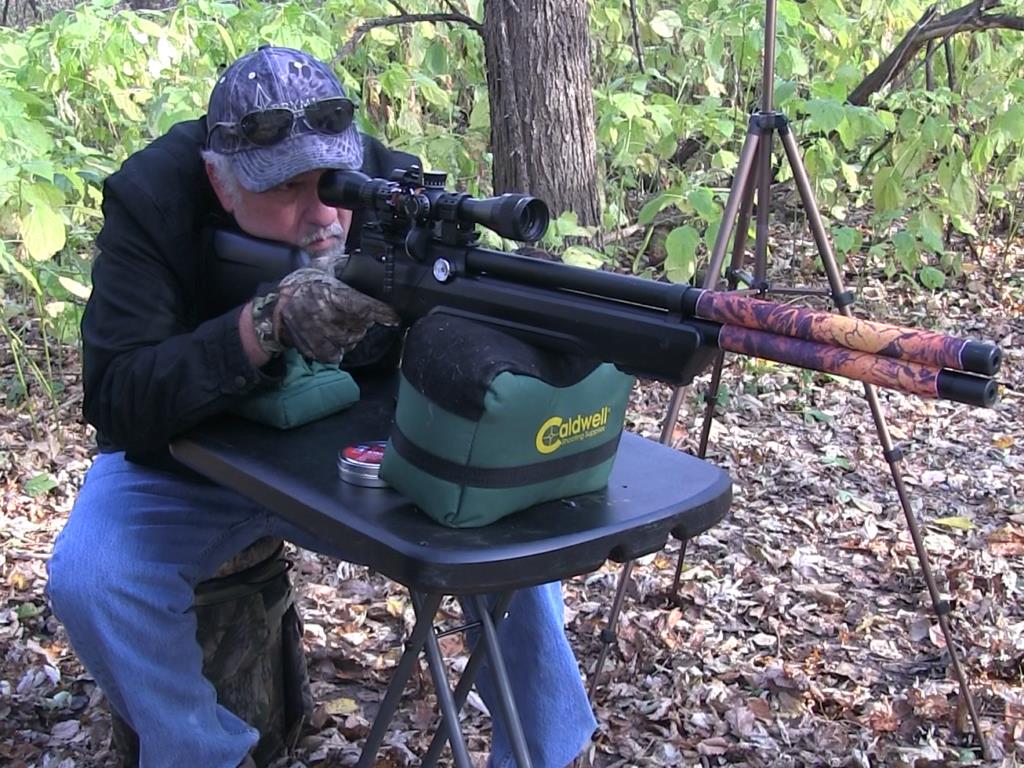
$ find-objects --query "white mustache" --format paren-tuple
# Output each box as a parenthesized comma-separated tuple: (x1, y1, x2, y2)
(300, 222, 346, 247)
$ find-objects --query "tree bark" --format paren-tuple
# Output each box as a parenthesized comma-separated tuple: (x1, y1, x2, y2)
(483, 0, 601, 227)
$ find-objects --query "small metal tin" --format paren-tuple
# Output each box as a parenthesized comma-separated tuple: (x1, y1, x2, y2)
(338, 440, 390, 488)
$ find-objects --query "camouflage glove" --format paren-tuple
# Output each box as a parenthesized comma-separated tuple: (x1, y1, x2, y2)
(308, 251, 349, 280)
(268, 268, 401, 364)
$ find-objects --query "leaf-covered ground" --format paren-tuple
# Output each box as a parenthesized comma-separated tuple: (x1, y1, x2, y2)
(2, 231, 1022, 767)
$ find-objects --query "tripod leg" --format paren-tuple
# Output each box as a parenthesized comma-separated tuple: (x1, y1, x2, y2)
(778, 125, 990, 759)
(661, 168, 758, 450)
(705, 126, 762, 283)
(666, 134, 762, 595)
(670, 538, 689, 596)
(639, 155, 759, 685)
(693, 179, 757, 459)
(726, 154, 760, 282)
(586, 559, 634, 702)
(753, 129, 773, 285)
(776, 128, 848, 301)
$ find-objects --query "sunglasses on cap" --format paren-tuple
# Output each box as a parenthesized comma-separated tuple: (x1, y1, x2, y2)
(207, 97, 356, 151)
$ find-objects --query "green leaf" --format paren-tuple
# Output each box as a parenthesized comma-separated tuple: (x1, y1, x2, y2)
(892, 138, 925, 178)
(913, 210, 945, 254)
(949, 175, 977, 219)
(804, 99, 845, 134)
(423, 40, 448, 75)
(368, 27, 400, 46)
(832, 226, 861, 255)
(713, 149, 738, 170)
(931, 516, 974, 531)
(803, 408, 835, 424)
(562, 246, 606, 269)
(412, 74, 451, 110)
(820, 451, 853, 470)
(58, 275, 92, 300)
(550, 211, 591, 238)
(774, 80, 798, 106)
(687, 187, 718, 221)
(919, 266, 946, 290)
(637, 190, 685, 225)
(992, 104, 1024, 141)
(871, 167, 903, 213)
(777, 0, 803, 26)
(20, 203, 66, 262)
(664, 225, 699, 283)
(649, 10, 682, 38)
(25, 473, 58, 496)
(16, 602, 42, 619)
(610, 92, 646, 119)
(0, 241, 42, 294)
(892, 230, 919, 273)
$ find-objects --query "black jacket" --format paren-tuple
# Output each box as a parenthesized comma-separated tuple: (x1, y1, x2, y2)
(81, 117, 415, 466)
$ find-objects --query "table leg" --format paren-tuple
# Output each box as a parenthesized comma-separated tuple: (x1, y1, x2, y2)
(471, 594, 533, 768)
(355, 592, 443, 768)
(420, 599, 474, 768)
(422, 593, 515, 767)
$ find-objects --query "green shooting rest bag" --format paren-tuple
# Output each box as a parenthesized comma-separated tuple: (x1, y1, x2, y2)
(380, 314, 636, 527)
(232, 349, 361, 430)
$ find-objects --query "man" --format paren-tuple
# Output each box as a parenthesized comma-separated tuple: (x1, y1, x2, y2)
(46, 46, 596, 768)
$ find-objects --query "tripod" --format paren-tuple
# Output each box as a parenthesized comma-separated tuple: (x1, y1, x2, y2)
(587, 0, 989, 758)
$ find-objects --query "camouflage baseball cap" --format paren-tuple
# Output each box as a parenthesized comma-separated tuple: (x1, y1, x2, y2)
(206, 46, 364, 193)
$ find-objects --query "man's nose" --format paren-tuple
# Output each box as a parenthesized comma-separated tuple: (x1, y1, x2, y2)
(305, 187, 338, 228)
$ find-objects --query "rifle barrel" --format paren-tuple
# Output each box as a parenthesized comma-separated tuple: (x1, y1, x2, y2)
(695, 290, 1001, 376)
(714, 325, 998, 407)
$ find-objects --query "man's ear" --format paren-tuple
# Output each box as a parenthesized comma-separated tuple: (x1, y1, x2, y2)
(205, 161, 236, 213)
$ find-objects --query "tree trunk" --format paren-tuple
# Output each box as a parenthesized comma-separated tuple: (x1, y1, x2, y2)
(483, 0, 601, 227)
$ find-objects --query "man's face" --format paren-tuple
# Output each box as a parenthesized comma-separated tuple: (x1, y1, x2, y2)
(212, 167, 353, 257)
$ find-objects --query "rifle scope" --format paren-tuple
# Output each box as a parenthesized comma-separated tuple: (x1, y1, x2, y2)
(319, 168, 550, 243)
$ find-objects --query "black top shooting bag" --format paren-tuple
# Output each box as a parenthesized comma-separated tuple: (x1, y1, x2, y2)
(380, 314, 636, 527)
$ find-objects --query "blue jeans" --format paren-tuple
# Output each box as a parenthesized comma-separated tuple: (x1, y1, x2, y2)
(46, 452, 596, 768)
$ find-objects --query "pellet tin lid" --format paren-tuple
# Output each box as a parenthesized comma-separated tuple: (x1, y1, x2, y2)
(338, 441, 390, 488)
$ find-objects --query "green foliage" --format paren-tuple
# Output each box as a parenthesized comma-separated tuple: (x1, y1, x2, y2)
(590, 0, 1024, 283)
(1, 0, 1021, 403)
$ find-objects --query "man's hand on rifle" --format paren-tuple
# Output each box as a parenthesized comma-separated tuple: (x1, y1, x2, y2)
(251, 268, 400, 363)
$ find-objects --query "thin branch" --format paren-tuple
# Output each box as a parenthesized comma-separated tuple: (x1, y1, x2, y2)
(925, 40, 936, 90)
(848, 0, 1024, 105)
(441, 0, 465, 17)
(628, 0, 645, 72)
(335, 11, 483, 62)
(944, 37, 957, 90)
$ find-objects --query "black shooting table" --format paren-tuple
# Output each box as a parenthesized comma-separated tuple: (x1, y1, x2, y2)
(170, 376, 732, 768)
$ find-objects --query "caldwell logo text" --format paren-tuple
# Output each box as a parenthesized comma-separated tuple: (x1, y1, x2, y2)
(535, 406, 612, 455)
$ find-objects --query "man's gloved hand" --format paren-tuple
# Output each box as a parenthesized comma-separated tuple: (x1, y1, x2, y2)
(254, 268, 400, 363)
(308, 251, 349, 280)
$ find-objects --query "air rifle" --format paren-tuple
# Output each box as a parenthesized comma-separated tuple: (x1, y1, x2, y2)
(213, 167, 1002, 408)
